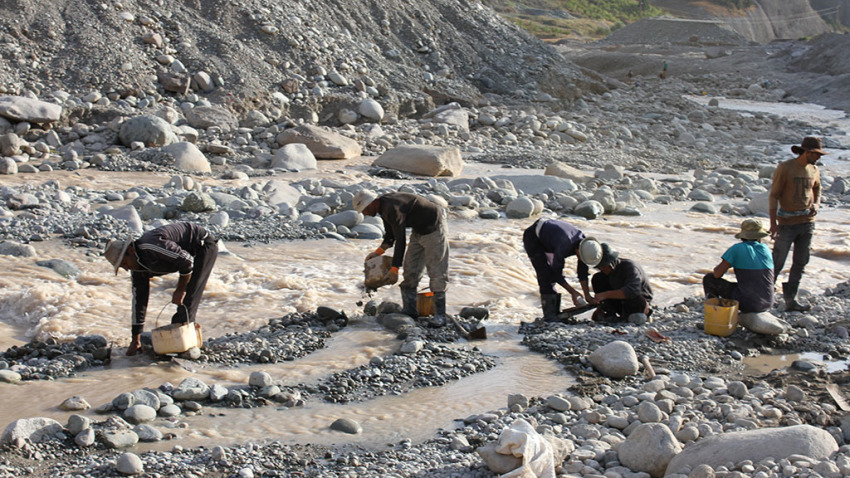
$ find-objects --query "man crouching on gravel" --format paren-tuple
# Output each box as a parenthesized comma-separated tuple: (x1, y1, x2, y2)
(103, 222, 218, 355)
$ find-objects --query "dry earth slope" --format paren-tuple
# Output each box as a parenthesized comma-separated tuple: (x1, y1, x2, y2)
(0, 0, 603, 119)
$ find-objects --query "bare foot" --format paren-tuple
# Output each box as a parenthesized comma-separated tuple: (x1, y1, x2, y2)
(126, 342, 141, 356)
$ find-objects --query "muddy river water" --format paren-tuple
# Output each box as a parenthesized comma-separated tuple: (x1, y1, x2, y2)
(0, 98, 848, 450)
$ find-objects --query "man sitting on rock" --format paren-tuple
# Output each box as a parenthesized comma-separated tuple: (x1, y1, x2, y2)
(103, 222, 218, 355)
(353, 189, 449, 323)
(585, 243, 653, 324)
(703, 219, 774, 313)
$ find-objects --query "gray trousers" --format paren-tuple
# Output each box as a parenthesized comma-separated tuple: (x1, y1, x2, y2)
(773, 222, 814, 286)
(400, 218, 449, 292)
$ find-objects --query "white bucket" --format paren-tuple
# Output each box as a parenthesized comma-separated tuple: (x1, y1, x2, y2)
(152, 322, 202, 354)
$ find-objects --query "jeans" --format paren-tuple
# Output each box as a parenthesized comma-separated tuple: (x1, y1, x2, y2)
(772, 222, 814, 286)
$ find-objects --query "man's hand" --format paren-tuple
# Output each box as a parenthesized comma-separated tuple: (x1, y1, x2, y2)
(126, 335, 142, 356)
(809, 204, 819, 217)
(172, 289, 186, 306)
(366, 252, 380, 261)
(385, 267, 399, 285)
(570, 292, 586, 307)
(589, 294, 601, 305)
(769, 222, 779, 240)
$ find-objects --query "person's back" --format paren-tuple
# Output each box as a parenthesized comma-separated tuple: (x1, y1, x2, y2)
(723, 241, 774, 313)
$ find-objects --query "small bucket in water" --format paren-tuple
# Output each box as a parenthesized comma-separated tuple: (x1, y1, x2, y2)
(704, 298, 739, 337)
(152, 322, 202, 355)
(417, 291, 435, 316)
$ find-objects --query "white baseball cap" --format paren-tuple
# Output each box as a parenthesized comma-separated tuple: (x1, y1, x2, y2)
(578, 237, 602, 267)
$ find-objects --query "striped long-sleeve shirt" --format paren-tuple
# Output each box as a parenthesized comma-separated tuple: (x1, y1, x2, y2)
(129, 222, 210, 334)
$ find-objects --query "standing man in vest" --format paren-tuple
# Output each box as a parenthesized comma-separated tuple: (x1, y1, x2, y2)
(522, 218, 601, 320)
(353, 190, 450, 322)
(103, 222, 218, 355)
(769, 136, 824, 311)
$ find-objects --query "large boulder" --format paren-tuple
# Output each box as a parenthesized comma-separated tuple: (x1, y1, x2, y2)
(492, 175, 577, 195)
(162, 142, 211, 173)
(426, 103, 469, 133)
(171, 377, 210, 401)
(373, 144, 463, 177)
(271, 143, 317, 171)
(544, 161, 592, 183)
(738, 311, 788, 335)
(665, 425, 838, 476)
(184, 106, 238, 132)
(747, 192, 770, 215)
(99, 205, 144, 235)
(619, 423, 682, 478)
(119, 116, 178, 147)
(0, 96, 62, 123)
(588, 340, 639, 379)
(276, 124, 361, 159)
(0, 241, 37, 257)
(1, 418, 63, 445)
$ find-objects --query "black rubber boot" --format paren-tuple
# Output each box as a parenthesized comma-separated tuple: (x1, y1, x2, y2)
(400, 287, 419, 318)
(434, 291, 447, 318)
(541, 294, 561, 321)
(782, 282, 811, 312)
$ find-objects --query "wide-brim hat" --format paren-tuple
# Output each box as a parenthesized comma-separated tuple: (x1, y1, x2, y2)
(103, 237, 132, 275)
(352, 189, 378, 213)
(596, 243, 619, 269)
(791, 136, 827, 155)
(735, 219, 769, 240)
(578, 237, 602, 268)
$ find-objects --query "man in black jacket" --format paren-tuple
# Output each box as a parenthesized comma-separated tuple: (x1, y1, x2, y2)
(104, 222, 218, 355)
(353, 190, 449, 321)
(585, 243, 653, 324)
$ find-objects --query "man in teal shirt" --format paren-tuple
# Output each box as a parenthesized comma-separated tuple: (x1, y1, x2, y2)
(703, 219, 774, 313)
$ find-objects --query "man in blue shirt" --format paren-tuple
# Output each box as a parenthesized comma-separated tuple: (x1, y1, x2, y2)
(523, 219, 602, 319)
(703, 219, 774, 313)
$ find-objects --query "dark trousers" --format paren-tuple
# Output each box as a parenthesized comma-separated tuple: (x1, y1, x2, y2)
(702, 273, 736, 301)
(172, 237, 218, 324)
(523, 226, 557, 295)
(592, 272, 648, 320)
(772, 223, 814, 286)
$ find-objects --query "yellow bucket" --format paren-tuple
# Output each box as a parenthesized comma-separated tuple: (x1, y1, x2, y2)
(704, 298, 739, 337)
(417, 291, 435, 316)
(152, 322, 202, 354)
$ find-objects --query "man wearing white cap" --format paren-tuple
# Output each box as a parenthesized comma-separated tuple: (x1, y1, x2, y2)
(103, 222, 217, 355)
(585, 243, 653, 324)
(522, 218, 601, 320)
(703, 219, 774, 313)
(352, 190, 449, 321)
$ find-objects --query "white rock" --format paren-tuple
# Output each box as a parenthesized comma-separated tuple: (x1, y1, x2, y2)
(358, 98, 384, 121)
(271, 143, 317, 171)
(372, 144, 463, 177)
(1, 418, 63, 445)
(666, 425, 838, 475)
(276, 124, 361, 159)
(618, 423, 681, 478)
(588, 340, 639, 379)
(163, 142, 211, 173)
(0, 96, 62, 123)
(116, 452, 144, 475)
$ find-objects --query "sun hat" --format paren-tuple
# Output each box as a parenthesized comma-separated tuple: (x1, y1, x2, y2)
(596, 243, 619, 269)
(103, 237, 132, 275)
(578, 237, 603, 268)
(352, 189, 379, 213)
(791, 136, 827, 155)
(735, 218, 769, 241)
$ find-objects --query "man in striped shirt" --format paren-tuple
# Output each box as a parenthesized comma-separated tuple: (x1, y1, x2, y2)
(104, 222, 218, 355)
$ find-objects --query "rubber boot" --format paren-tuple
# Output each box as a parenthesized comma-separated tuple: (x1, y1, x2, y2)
(400, 287, 419, 318)
(782, 282, 811, 312)
(541, 294, 561, 321)
(433, 291, 448, 327)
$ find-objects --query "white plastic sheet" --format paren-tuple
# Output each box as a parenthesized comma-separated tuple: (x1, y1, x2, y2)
(494, 418, 556, 478)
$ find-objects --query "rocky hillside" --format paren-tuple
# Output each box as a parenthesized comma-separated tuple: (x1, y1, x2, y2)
(0, 0, 600, 122)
